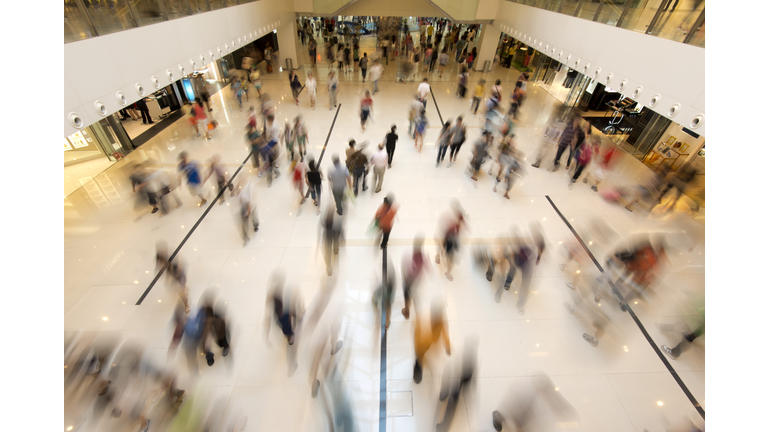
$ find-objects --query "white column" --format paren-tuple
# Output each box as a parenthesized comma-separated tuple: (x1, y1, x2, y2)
(276, 22, 300, 71)
(473, 24, 501, 73)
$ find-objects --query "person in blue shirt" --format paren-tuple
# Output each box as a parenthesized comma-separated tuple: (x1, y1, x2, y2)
(177, 151, 207, 207)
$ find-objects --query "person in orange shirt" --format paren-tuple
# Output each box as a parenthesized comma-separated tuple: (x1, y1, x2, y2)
(413, 300, 451, 383)
(373, 194, 398, 249)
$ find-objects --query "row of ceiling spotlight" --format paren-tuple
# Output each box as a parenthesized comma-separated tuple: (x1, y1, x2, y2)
(67, 20, 282, 129)
(498, 24, 704, 130)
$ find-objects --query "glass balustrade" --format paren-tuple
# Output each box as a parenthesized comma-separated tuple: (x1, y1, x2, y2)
(64, 0, 95, 42)
(62, 0, 704, 49)
(132, 0, 166, 26)
(503, 0, 703, 47)
(82, 0, 136, 36)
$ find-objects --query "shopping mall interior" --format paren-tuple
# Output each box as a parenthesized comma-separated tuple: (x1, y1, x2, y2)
(54, 0, 718, 431)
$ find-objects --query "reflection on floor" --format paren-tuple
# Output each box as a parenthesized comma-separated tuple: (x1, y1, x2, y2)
(64, 157, 115, 197)
(63, 29, 704, 432)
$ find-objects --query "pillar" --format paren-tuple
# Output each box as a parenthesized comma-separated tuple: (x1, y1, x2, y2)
(473, 24, 501, 73)
(276, 21, 300, 71)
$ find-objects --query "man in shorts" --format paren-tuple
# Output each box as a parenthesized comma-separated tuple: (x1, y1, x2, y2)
(177, 151, 207, 207)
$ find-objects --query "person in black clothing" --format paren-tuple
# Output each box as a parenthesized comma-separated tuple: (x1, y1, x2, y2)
(135, 98, 154, 124)
(563, 69, 579, 88)
(566, 121, 587, 170)
(385, 125, 398, 168)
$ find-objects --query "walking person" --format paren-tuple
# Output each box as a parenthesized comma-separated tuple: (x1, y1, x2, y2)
(348, 143, 369, 196)
(448, 116, 466, 167)
(251, 69, 262, 98)
(343, 43, 352, 73)
(370, 143, 388, 193)
(294, 115, 309, 161)
(552, 114, 580, 171)
(291, 157, 308, 205)
(290, 72, 302, 105)
(282, 121, 295, 162)
(336, 44, 345, 73)
(456, 68, 468, 99)
(438, 49, 449, 78)
(306, 71, 317, 110)
(565, 120, 588, 170)
(435, 208, 466, 281)
(384, 126, 399, 169)
(582, 139, 619, 192)
(353, 43, 360, 74)
(309, 38, 318, 68)
(177, 152, 207, 207)
(360, 90, 373, 132)
(493, 136, 523, 199)
(414, 107, 428, 153)
(328, 71, 339, 110)
(435, 338, 477, 432)
(569, 139, 597, 188)
(435, 119, 453, 167)
(328, 155, 352, 215)
(372, 194, 398, 249)
(359, 52, 369, 81)
(500, 227, 539, 315)
(531, 105, 566, 168)
(233, 77, 244, 110)
(412, 300, 451, 384)
(408, 94, 422, 138)
(202, 154, 234, 205)
(469, 131, 491, 181)
(237, 176, 259, 246)
(192, 98, 210, 139)
(652, 164, 698, 212)
(418, 78, 431, 109)
(370, 59, 383, 94)
(471, 79, 486, 115)
(306, 159, 323, 214)
(400, 237, 432, 319)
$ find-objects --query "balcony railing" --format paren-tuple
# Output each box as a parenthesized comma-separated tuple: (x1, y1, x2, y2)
(507, 0, 704, 47)
(64, 0, 258, 43)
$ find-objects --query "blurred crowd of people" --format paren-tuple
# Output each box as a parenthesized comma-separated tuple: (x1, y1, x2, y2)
(98, 14, 707, 432)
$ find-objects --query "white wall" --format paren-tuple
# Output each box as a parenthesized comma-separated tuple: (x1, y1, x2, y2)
(64, 0, 295, 137)
(493, 2, 705, 136)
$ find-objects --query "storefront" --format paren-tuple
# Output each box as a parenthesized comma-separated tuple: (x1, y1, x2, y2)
(64, 115, 134, 196)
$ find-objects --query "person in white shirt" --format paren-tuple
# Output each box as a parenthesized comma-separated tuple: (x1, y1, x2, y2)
(305, 71, 317, 110)
(370, 60, 384, 94)
(381, 38, 390, 65)
(370, 143, 389, 193)
(417, 78, 431, 109)
(237, 177, 259, 246)
(328, 71, 339, 110)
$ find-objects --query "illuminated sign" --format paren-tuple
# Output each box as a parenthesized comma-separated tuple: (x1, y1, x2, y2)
(68, 131, 89, 149)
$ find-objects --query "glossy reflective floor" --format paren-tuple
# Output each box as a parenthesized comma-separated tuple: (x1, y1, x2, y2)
(64, 32, 704, 432)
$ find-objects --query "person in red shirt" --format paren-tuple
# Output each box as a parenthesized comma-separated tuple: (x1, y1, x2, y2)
(360, 90, 373, 132)
(373, 194, 398, 249)
(582, 139, 619, 192)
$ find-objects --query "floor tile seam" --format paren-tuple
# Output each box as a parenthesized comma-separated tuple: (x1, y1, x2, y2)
(545, 195, 705, 419)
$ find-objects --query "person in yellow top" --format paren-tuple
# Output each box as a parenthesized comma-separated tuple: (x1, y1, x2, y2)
(471, 79, 486, 115)
(506, 44, 515, 68)
(413, 300, 451, 383)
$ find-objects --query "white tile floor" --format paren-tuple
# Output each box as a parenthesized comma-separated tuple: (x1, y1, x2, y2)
(63, 31, 704, 432)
